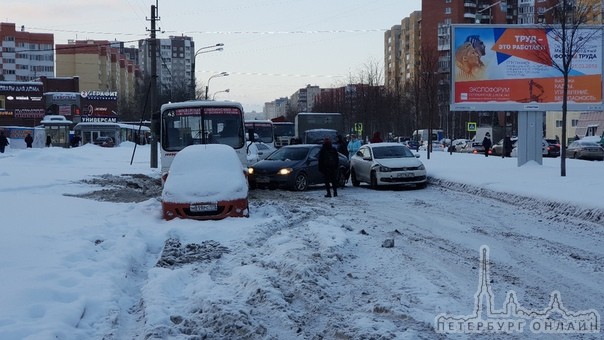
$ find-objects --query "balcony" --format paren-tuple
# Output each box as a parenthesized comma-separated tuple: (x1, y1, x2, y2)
(464, 1, 477, 8)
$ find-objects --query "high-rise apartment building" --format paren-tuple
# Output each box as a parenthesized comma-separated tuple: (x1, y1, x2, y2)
(139, 36, 195, 101)
(384, 25, 402, 92)
(0, 22, 54, 81)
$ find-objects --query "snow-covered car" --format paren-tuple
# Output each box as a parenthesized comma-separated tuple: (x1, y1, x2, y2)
(93, 136, 115, 147)
(350, 142, 427, 189)
(161, 144, 249, 220)
(419, 141, 445, 152)
(247, 144, 350, 191)
(254, 141, 276, 161)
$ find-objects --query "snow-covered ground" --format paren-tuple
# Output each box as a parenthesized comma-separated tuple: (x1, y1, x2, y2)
(0, 143, 601, 339)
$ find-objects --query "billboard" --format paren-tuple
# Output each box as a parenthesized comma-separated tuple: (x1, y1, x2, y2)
(450, 25, 603, 112)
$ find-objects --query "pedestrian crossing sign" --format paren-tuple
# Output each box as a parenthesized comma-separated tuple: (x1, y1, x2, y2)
(467, 122, 477, 132)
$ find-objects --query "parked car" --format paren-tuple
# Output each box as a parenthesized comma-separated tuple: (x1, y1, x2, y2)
(93, 136, 115, 147)
(161, 144, 249, 220)
(461, 142, 488, 154)
(247, 144, 350, 191)
(566, 140, 604, 161)
(349, 142, 427, 189)
(419, 141, 445, 152)
(404, 140, 420, 151)
(450, 139, 471, 151)
(544, 139, 561, 157)
(253, 141, 276, 161)
(491, 137, 518, 156)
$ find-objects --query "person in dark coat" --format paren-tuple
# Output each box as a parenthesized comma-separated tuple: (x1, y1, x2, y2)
(482, 132, 492, 157)
(25, 133, 34, 148)
(45, 135, 52, 147)
(503, 136, 513, 158)
(0, 131, 9, 153)
(370, 131, 383, 143)
(336, 134, 348, 159)
(318, 138, 339, 197)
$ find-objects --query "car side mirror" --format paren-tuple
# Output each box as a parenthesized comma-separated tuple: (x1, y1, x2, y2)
(415, 154, 420, 158)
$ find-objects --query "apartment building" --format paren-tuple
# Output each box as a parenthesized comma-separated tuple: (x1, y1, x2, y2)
(139, 36, 195, 101)
(0, 22, 54, 82)
(55, 40, 138, 101)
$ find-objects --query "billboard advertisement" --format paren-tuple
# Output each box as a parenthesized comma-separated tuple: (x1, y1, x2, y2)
(450, 25, 603, 112)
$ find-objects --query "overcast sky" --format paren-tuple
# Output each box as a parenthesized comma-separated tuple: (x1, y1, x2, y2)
(4, 0, 421, 112)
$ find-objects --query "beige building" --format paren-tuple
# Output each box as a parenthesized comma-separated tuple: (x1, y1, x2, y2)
(545, 111, 582, 143)
(384, 11, 422, 93)
(56, 40, 138, 104)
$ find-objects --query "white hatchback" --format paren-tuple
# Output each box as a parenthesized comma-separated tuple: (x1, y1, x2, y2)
(350, 142, 427, 189)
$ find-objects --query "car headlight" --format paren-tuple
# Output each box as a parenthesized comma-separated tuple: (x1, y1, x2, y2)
(278, 168, 293, 175)
(247, 167, 254, 175)
(418, 164, 425, 170)
(373, 164, 391, 172)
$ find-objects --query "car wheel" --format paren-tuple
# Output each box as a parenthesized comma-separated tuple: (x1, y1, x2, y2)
(370, 172, 378, 189)
(294, 173, 308, 191)
(351, 169, 360, 187)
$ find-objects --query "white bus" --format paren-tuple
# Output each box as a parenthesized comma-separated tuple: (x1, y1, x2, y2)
(159, 101, 247, 175)
(244, 120, 274, 144)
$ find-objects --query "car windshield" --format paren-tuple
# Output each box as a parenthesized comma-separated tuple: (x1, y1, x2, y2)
(372, 146, 414, 159)
(266, 147, 309, 161)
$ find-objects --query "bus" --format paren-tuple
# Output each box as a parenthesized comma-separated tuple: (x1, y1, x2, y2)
(244, 120, 274, 144)
(159, 100, 247, 174)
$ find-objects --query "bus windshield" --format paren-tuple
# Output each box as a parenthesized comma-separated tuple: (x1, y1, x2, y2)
(245, 121, 273, 144)
(161, 106, 244, 152)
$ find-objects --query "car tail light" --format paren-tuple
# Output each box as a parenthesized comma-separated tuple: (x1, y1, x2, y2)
(473, 150, 478, 154)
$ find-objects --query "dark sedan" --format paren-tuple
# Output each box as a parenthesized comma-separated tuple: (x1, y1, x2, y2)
(247, 144, 350, 191)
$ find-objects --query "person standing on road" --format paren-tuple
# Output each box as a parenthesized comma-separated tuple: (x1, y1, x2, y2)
(482, 132, 492, 157)
(25, 133, 33, 148)
(370, 131, 383, 143)
(503, 136, 513, 158)
(347, 134, 361, 159)
(318, 138, 339, 198)
(336, 134, 348, 159)
(45, 135, 52, 147)
(0, 131, 9, 153)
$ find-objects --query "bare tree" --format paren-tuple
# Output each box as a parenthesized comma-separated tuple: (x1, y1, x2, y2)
(534, 0, 602, 176)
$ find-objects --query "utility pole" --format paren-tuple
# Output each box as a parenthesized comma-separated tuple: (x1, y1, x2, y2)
(147, 2, 160, 168)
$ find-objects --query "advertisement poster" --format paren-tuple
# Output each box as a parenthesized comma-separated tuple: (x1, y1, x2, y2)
(451, 25, 603, 111)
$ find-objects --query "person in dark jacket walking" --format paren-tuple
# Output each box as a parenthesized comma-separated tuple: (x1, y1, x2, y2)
(45, 135, 52, 147)
(24, 133, 34, 148)
(318, 138, 339, 197)
(0, 131, 9, 153)
(482, 132, 492, 157)
(336, 134, 348, 159)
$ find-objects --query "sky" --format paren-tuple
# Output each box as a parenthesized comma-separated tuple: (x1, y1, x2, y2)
(0, 139, 602, 338)
(3, 0, 422, 113)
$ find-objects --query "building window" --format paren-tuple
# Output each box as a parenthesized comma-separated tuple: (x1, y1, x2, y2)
(445, 7, 451, 14)
(445, 0, 451, 3)
(571, 119, 579, 127)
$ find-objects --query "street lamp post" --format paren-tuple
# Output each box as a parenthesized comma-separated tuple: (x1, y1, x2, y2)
(212, 88, 230, 100)
(205, 72, 229, 100)
(191, 43, 224, 99)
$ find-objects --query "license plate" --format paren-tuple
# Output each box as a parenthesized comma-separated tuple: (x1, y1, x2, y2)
(190, 203, 217, 212)
(256, 176, 270, 183)
(397, 172, 412, 178)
